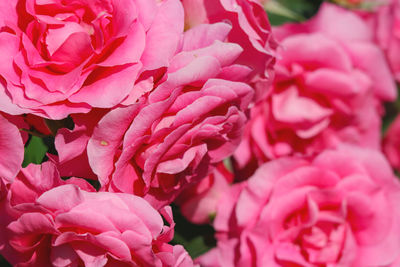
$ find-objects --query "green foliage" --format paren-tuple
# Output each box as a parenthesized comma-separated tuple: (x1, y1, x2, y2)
(171, 205, 216, 259)
(382, 86, 400, 134)
(0, 255, 12, 267)
(266, 0, 323, 26)
(278, 0, 323, 18)
(267, 12, 298, 25)
(22, 136, 48, 167)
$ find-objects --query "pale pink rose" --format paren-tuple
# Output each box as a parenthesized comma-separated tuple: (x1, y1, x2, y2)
(233, 3, 396, 177)
(198, 146, 400, 266)
(1, 162, 195, 267)
(0, 114, 24, 183)
(86, 22, 254, 208)
(175, 162, 233, 224)
(0, 0, 184, 119)
(383, 115, 400, 171)
(181, 0, 277, 101)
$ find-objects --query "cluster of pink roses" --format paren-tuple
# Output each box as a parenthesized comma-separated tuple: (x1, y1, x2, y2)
(0, 0, 276, 265)
(1, 0, 400, 266)
(182, 2, 400, 266)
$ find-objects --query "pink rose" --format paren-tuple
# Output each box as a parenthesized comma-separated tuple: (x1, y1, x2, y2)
(86, 22, 254, 208)
(275, 2, 396, 100)
(198, 146, 400, 266)
(0, 114, 26, 260)
(175, 162, 233, 224)
(0, 179, 19, 261)
(0, 0, 184, 119)
(365, 0, 400, 81)
(48, 110, 108, 180)
(233, 3, 396, 177)
(383, 115, 400, 171)
(1, 162, 195, 267)
(181, 0, 277, 101)
(0, 114, 24, 183)
(0, 162, 97, 265)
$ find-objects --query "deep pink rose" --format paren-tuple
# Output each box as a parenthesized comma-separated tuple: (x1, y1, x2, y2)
(175, 162, 233, 224)
(233, 3, 396, 177)
(181, 0, 277, 101)
(1, 162, 195, 267)
(383, 115, 400, 171)
(198, 146, 400, 266)
(86, 22, 254, 208)
(0, 0, 184, 119)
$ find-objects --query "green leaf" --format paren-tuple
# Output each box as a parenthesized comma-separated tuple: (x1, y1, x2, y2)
(22, 136, 48, 167)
